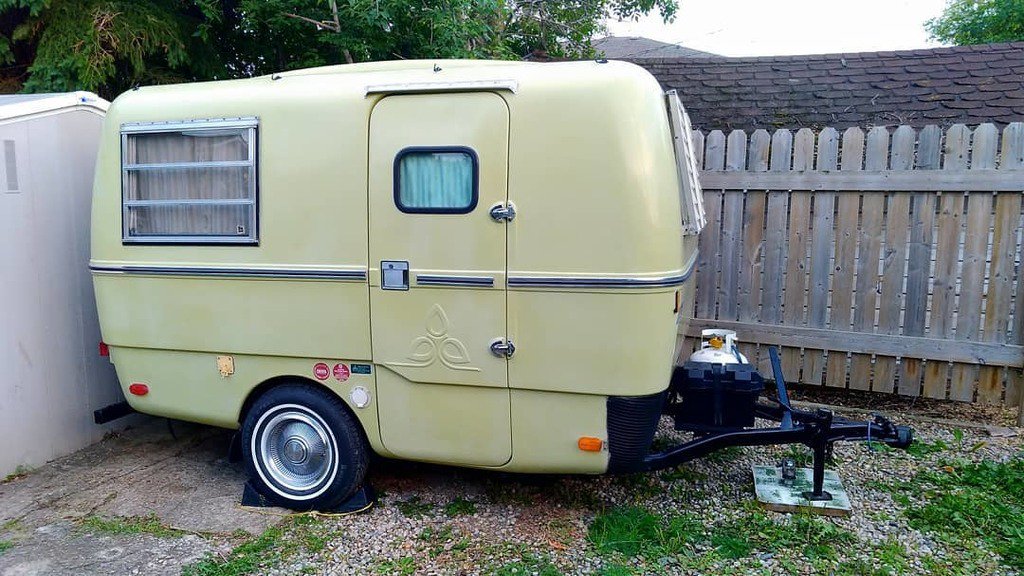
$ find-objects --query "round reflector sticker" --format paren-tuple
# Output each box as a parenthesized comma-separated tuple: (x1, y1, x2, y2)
(313, 362, 330, 380)
(333, 363, 350, 382)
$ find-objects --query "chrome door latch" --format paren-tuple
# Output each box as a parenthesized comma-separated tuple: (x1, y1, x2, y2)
(489, 202, 516, 223)
(489, 338, 516, 358)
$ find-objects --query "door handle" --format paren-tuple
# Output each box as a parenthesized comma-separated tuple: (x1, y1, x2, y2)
(489, 202, 516, 223)
(489, 338, 515, 358)
(381, 260, 409, 290)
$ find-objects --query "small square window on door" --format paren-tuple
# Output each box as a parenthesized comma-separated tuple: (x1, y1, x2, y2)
(394, 147, 478, 214)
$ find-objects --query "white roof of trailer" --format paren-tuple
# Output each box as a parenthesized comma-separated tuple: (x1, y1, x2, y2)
(0, 91, 108, 122)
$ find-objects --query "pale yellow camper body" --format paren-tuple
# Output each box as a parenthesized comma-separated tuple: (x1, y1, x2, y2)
(91, 59, 698, 474)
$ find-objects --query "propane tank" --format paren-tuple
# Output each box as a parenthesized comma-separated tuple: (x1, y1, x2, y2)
(688, 329, 748, 364)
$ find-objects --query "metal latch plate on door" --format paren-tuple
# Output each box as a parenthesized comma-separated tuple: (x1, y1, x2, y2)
(381, 260, 409, 290)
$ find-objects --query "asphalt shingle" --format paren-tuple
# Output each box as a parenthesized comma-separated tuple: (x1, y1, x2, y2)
(627, 42, 1024, 130)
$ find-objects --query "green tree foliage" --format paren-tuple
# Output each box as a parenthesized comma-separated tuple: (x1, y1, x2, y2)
(0, 0, 223, 95)
(0, 0, 676, 98)
(926, 0, 1024, 45)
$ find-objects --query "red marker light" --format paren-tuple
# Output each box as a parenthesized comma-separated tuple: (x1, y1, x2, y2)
(99, 341, 109, 357)
(128, 383, 149, 396)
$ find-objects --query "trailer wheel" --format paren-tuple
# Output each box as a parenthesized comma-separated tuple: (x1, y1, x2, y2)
(241, 384, 368, 510)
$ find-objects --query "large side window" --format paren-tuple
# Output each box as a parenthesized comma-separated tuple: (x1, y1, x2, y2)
(394, 147, 478, 214)
(121, 117, 258, 244)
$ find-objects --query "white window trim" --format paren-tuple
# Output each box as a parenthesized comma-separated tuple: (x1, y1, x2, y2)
(120, 117, 259, 245)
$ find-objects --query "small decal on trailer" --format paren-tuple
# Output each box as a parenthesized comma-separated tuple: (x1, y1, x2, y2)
(351, 364, 372, 375)
(333, 363, 350, 382)
(313, 362, 330, 380)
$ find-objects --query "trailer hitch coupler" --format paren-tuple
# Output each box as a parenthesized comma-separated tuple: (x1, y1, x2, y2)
(888, 425, 913, 449)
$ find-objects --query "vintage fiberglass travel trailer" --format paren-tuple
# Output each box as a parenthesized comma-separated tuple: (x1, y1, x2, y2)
(92, 59, 910, 511)
(91, 59, 703, 508)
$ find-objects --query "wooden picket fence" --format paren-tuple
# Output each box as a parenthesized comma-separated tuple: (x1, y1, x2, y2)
(681, 122, 1024, 415)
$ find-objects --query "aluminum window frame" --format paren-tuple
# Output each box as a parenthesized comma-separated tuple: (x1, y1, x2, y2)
(665, 91, 706, 236)
(120, 117, 259, 245)
(393, 146, 479, 215)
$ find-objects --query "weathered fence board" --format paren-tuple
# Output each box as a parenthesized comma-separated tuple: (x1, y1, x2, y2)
(738, 129, 769, 369)
(849, 127, 888, 391)
(781, 128, 815, 381)
(684, 122, 1024, 412)
(923, 124, 969, 399)
(825, 128, 863, 388)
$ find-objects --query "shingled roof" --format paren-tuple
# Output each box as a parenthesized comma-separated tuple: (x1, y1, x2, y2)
(631, 42, 1024, 131)
(593, 36, 716, 59)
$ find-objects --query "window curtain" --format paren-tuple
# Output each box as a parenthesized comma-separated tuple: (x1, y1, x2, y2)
(125, 129, 253, 238)
(398, 152, 474, 210)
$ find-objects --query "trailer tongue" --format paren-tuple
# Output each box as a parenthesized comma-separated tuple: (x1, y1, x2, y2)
(625, 344, 913, 503)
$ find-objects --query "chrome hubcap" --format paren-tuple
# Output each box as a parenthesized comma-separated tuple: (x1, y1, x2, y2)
(259, 410, 333, 493)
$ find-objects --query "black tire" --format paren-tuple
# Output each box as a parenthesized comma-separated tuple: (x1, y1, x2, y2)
(241, 383, 369, 511)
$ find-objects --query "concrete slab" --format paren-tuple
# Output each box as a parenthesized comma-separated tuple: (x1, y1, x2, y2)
(0, 418, 286, 576)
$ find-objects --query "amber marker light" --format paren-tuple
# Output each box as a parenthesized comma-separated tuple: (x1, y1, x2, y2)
(577, 437, 603, 452)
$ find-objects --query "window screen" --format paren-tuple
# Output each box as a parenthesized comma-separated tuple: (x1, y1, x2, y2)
(394, 147, 478, 214)
(121, 118, 258, 244)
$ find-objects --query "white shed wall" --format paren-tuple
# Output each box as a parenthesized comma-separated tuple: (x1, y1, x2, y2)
(0, 101, 126, 476)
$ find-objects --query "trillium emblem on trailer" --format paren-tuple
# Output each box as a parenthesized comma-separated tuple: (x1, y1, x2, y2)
(389, 304, 478, 372)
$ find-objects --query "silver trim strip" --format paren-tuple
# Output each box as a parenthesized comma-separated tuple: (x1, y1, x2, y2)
(123, 160, 253, 170)
(89, 264, 367, 281)
(365, 79, 518, 95)
(508, 256, 697, 289)
(123, 198, 255, 207)
(121, 117, 259, 133)
(416, 274, 495, 287)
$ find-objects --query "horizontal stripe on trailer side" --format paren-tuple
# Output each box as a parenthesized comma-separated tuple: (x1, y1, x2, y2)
(415, 275, 495, 287)
(508, 255, 697, 289)
(89, 264, 367, 281)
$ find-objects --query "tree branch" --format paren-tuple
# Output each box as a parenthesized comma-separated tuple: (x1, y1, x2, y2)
(283, 12, 339, 32)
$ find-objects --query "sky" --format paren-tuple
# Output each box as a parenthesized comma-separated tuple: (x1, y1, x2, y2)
(604, 0, 951, 57)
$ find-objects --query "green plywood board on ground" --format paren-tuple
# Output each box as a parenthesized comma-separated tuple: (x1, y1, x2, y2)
(752, 465, 852, 517)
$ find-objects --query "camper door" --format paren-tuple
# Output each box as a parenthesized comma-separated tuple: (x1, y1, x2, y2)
(368, 92, 512, 467)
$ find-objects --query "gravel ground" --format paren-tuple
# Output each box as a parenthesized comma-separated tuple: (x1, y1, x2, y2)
(2, 389, 1018, 575)
(249, 390, 1024, 576)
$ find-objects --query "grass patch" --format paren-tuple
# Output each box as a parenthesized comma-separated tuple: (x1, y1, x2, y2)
(1, 466, 30, 484)
(417, 524, 468, 558)
(780, 444, 812, 466)
(589, 503, 858, 571)
(905, 439, 948, 458)
(181, 515, 332, 576)
(375, 556, 416, 575)
(0, 540, 12, 556)
(596, 563, 635, 576)
(588, 506, 703, 557)
(183, 524, 286, 576)
(444, 496, 476, 517)
(898, 458, 1024, 570)
(714, 510, 855, 560)
(396, 496, 434, 519)
(80, 514, 186, 538)
(492, 552, 561, 576)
